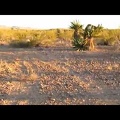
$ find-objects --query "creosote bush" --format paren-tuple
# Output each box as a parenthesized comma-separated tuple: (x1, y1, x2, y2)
(9, 40, 31, 48)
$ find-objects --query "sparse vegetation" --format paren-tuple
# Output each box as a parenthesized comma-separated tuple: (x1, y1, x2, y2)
(0, 25, 120, 48)
(70, 21, 103, 51)
(70, 20, 86, 51)
(0, 23, 120, 105)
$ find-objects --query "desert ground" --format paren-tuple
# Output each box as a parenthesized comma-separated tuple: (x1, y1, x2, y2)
(0, 45, 120, 105)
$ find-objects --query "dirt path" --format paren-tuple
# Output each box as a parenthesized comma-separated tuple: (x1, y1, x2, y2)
(0, 46, 120, 105)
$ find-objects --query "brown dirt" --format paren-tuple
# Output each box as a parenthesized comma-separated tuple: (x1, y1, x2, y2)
(0, 45, 120, 105)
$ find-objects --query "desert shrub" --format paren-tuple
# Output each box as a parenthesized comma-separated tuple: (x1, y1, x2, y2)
(100, 29, 119, 46)
(61, 30, 73, 41)
(57, 29, 74, 40)
(72, 38, 88, 51)
(9, 40, 31, 48)
(9, 38, 45, 48)
(107, 37, 116, 45)
(113, 39, 120, 50)
(13, 30, 28, 40)
(0, 29, 14, 42)
(1, 26, 120, 48)
(40, 39, 55, 47)
(70, 20, 87, 50)
(45, 30, 57, 40)
(70, 21, 103, 51)
(28, 39, 41, 47)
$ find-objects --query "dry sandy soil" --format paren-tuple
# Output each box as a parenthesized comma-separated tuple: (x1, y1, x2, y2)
(0, 45, 120, 105)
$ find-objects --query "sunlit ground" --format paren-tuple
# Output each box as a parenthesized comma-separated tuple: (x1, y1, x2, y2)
(0, 45, 120, 105)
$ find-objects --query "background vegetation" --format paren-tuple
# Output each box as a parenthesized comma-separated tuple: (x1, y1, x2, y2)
(0, 26, 120, 48)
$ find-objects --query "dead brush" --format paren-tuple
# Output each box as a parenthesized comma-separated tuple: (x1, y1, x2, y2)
(20, 61, 38, 81)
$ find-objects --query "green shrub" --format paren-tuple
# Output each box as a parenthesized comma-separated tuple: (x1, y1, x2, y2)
(72, 38, 88, 51)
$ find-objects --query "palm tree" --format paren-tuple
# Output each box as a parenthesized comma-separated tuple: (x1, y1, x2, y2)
(70, 20, 103, 51)
(84, 24, 103, 50)
(70, 20, 86, 50)
(70, 20, 83, 40)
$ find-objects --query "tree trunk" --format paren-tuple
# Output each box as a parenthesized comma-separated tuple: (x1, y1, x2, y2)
(74, 30, 80, 40)
(85, 37, 95, 50)
(89, 37, 95, 50)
